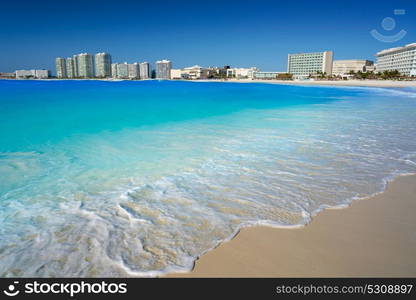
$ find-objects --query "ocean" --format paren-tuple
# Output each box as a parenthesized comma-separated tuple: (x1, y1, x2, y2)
(0, 79, 415, 277)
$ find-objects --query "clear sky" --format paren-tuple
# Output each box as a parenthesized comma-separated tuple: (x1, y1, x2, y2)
(0, 0, 415, 74)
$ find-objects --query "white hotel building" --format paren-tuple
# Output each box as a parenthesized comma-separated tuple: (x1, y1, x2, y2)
(128, 63, 140, 79)
(15, 69, 50, 79)
(332, 60, 374, 76)
(287, 51, 333, 78)
(95, 52, 112, 78)
(226, 67, 259, 79)
(376, 43, 416, 76)
(116, 62, 129, 79)
(156, 60, 172, 79)
(139, 62, 151, 79)
(55, 57, 66, 78)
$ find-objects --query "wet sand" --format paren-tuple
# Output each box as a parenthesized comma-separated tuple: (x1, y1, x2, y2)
(168, 175, 416, 277)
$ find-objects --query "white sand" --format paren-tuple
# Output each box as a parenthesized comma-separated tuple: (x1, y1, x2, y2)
(168, 175, 416, 277)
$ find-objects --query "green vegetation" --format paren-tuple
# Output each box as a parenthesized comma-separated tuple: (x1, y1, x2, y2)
(306, 69, 415, 81)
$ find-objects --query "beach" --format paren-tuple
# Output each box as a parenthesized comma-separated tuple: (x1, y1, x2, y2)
(197, 79, 416, 88)
(1, 80, 415, 277)
(6, 78, 416, 88)
(168, 175, 416, 277)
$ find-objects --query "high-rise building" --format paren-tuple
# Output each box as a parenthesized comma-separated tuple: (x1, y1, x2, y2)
(287, 51, 333, 78)
(55, 57, 67, 78)
(77, 53, 94, 78)
(72, 54, 79, 78)
(116, 62, 129, 79)
(139, 62, 151, 79)
(332, 60, 374, 76)
(66, 57, 75, 78)
(111, 63, 118, 78)
(376, 43, 416, 76)
(128, 63, 140, 79)
(95, 52, 112, 78)
(156, 59, 172, 79)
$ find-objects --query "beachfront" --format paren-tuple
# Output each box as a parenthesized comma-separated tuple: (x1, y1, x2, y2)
(169, 175, 416, 277)
(1, 80, 415, 277)
(196, 79, 416, 88)
(5, 77, 416, 89)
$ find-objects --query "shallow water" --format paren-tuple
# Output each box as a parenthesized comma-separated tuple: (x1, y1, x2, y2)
(0, 80, 415, 276)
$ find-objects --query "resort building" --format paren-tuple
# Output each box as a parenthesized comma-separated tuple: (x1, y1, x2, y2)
(77, 53, 94, 78)
(156, 59, 172, 79)
(376, 43, 416, 76)
(111, 64, 117, 78)
(139, 62, 151, 79)
(171, 66, 213, 80)
(170, 69, 183, 79)
(72, 54, 79, 77)
(204, 67, 221, 79)
(66, 57, 75, 78)
(55, 57, 67, 78)
(253, 71, 286, 80)
(128, 63, 140, 79)
(95, 52, 112, 78)
(35, 70, 50, 78)
(15, 69, 50, 79)
(226, 67, 260, 79)
(170, 65, 210, 80)
(332, 60, 374, 76)
(0, 72, 15, 79)
(116, 63, 129, 79)
(287, 51, 333, 78)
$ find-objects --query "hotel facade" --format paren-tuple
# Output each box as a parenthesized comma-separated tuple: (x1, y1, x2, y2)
(116, 63, 129, 79)
(332, 60, 374, 76)
(287, 51, 333, 78)
(55, 58, 66, 78)
(15, 69, 50, 79)
(77, 53, 94, 78)
(156, 60, 172, 79)
(171, 65, 209, 80)
(95, 53, 112, 78)
(139, 62, 151, 79)
(253, 71, 286, 80)
(376, 43, 416, 76)
(66, 58, 75, 78)
(128, 63, 140, 79)
(226, 67, 259, 79)
(55, 52, 111, 78)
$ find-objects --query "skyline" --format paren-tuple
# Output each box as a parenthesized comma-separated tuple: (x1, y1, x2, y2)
(0, 0, 415, 74)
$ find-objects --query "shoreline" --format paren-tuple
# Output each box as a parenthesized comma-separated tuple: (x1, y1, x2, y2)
(193, 79, 416, 88)
(2, 78, 416, 88)
(167, 174, 416, 277)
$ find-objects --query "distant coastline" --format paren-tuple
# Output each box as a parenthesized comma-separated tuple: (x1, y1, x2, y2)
(3, 78, 416, 88)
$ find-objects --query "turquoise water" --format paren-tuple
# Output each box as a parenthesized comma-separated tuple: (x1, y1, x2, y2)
(0, 79, 415, 277)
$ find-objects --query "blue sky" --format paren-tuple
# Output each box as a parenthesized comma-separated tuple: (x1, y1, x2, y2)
(0, 0, 415, 73)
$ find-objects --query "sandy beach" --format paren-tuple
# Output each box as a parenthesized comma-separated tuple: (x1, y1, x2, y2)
(197, 79, 416, 88)
(6, 78, 416, 88)
(168, 175, 416, 277)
